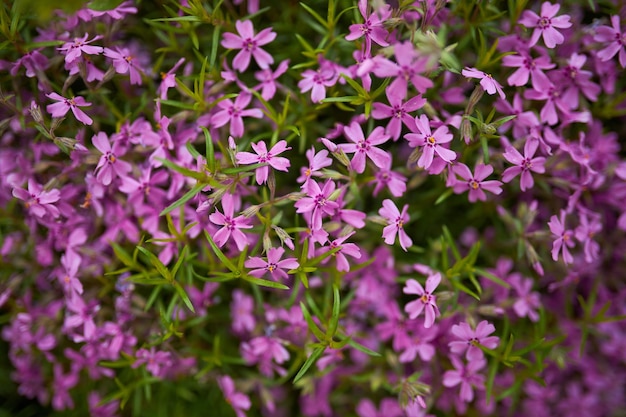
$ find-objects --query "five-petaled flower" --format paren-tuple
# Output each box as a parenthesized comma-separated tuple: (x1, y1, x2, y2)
(405, 114, 456, 170)
(502, 138, 546, 191)
(92, 132, 132, 186)
(340, 121, 391, 174)
(548, 209, 575, 264)
(245, 247, 299, 281)
(403, 273, 441, 328)
(218, 376, 251, 417)
(379, 199, 412, 251)
(236, 139, 291, 184)
(295, 180, 339, 231)
(221, 20, 276, 72)
(209, 193, 253, 251)
(519, 1, 572, 48)
(451, 163, 503, 202)
(594, 15, 626, 68)
(12, 179, 61, 218)
(46, 93, 93, 125)
(448, 320, 500, 360)
(461, 67, 506, 99)
(442, 355, 487, 403)
(212, 92, 264, 138)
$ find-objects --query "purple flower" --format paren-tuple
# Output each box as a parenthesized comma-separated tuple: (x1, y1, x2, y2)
(371, 41, 434, 97)
(502, 51, 554, 87)
(298, 61, 339, 103)
(451, 163, 503, 202)
(221, 20, 276, 72)
(218, 376, 251, 417)
(295, 180, 339, 231)
(92, 132, 132, 186)
(442, 356, 487, 403)
(372, 85, 426, 141)
(371, 158, 407, 197)
(575, 213, 601, 263)
(12, 179, 60, 218)
(212, 92, 264, 138)
(403, 273, 441, 328)
(236, 139, 291, 184)
(340, 122, 391, 174)
(502, 138, 546, 191)
(379, 199, 412, 251)
(345, 0, 391, 55)
(548, 210, 575, 264)
(297, 146, 332, 186)
(57, 33, 103, 64)
(231, 289, 255, 334)
(241, 335, 290, 377)
(510, 275, 541, 322)
(356, 398, 403, 417)
(405, 115, 456, 169)
(132, 347, 172, 378)
(52, 364, 78, 410)
(317, 232, 362, 272)
(208, 193, 253, 251)
(594, 15, 626, 68)
(524, 75, 570, 125)
(462, 67, 506, 99)
(104, 46, 145, 85)
(448, 320, 500, 360)
(245, 247, 299, 281)
(46, 92, 93, 125)
(519, 2, 572, 48)
(254, 59, 289, 100)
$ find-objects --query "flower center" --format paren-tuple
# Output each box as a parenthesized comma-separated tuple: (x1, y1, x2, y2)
(469, 180, 480, 190)
(538, 17, 551, 29)
(427, 136, 436, 145)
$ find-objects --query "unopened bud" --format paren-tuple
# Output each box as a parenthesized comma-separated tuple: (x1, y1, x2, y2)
(262, 230, 272, 253)
(242, 204, 261, 218)
(272, 225, 294, 250)
(29, 101, 44, 124)
(467, 85, 484, 110)
(481, 123, 497, 136)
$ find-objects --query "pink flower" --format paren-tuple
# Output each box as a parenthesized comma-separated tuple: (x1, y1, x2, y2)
(245, 247, 299, 281)
(405, 115, 456, 169)
(448, 320, 500, 360)
(46, 92, 93, 125)
(519, 2, 572, 48)
(371, 157, 407, 197)
(218, 376, 251, 417)
(370, 41, 434, 96)
(231, 289, 256, 334)
(212, 92, 264, 138)
(403, 273, 441, 328)
(502, 51, 554, 87)
(92, 132, 132, 186)
(340, 121, 391, 174)
(12, 179, 60, 218)
(451, 163, 502, 202)
(317, 232, 362, 272)
(254, 59, 289, 100)
(575, 213, 601, 263)
(221, 20, 276, 72)
(297, 146, 332, 186)
(548, 210, 575, 264)
(209, 193, 253, 251)
(57, 33, 103, 64)
(298, 62, 339, 103)
(345, 0, 391, 55)
(295, 180, 339, 231)
(132, 347, 172, 378)
(356, 398, 403, 417)
(372, 85, 426, 141)
(594, 15, 626, 67)
(442, 356, 487, 403)
(461, 67, 506, 99)
(104, 46, 145, 85)
(379, 199, 412, 251)
(502, 138, 546, 191)
(236, 139, 291, 184)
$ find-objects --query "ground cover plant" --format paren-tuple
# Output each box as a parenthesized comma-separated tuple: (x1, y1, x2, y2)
(1, 0, 626, 416)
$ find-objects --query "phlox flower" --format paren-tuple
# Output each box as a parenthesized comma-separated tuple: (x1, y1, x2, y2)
(345, 0, 391, 55)
(575, 213, 601, 263)
(594, 15, 626, 68)
(442, 356, 487, 403)
(12, 179, 61, 218)
(158, 57, 186, 99)
(524, 75, 571, 125)
(452, 163, 503, 202)
(404, 115, 456, 170)
(245, 247, 299, 281)
(502, 51, 554, 87)
(298, 59, 339, 103)
(548, 210, 575, 264)
(92, 132, 132, 186)
(57, 33, 103, 64)
(379, 199, 412, 251)
(509, 275, 541, 322)
(208, 193, 252, 251)
(104, 46, 145, 85)
(371, 158, 407, 197)
(372, 85, 426, 141)
(212, 92, 264, 138)
(236, 139, 291, 184)
(218, 376, 251, 417)
(317, 232, 362, 272)
(461, 67, 506, 99)
(295, 180, 339, 231)
(403, 273, 441, 328)
(231, 290, 255, 334)
(10, 49, 48, 77)
(356, 398, 403, 417)
(52, 364, 78, 411)
(46, 93, 93, 125)
(340, 121, 391, 174)
(519, 2, 572, 49)
(221, 20, 276, 72)
(254, 59, 289, 100)
(132, 347, 172, 378)
(502, 138, 546, 191)
(241, 335, 290, 377)
(448, 320, 500, 360)
(297, 146, 332, 187)
(369, 41, 434, 96)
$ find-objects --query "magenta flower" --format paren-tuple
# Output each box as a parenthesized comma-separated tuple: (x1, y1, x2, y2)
(371, 158, 407, 197)
(510, 275, 541, 322)
(12, 179, 60, 218)
(502, 138, 546, 191)
(158, 57, 186, 99)
(379, 199, 412, 251)
(403, 273, 441, 328)
(92, 132, 132, 186)
(236, 139, 291, 184)
(461, 67, 506, 99)
(218, 376, 251, 417)
(104, 46, 145, 85)
(231, 290, 256, 334)
(502, 51, 554, 87)
(524, 75, 570, 125)
(245, 247, 299, 281)
(405, 115, 456, 169)
(356, 398, 403, 417)
(575, 214, 601, 263)
(317, 232, 362, 272)
(519, 2, 572, 48)
(221, 20, 276, 72)
(442, 356, 487, 403)
(548, 210, 575, 264)
(297, 146, 332, 186)
(594, 15, 626, 68)
(298, 62, 339, 103)
(57, 33, 103, 64)
(254, 59, 289, 100)
(212, 92, 264, 138)
(448, 320, 500, 360)
(295, 180, 339, 231)
(132, 347, 172, 378)
(46, 93, 93, 125)
(371, 41, 434, 97)
(340, 122, 391, 174)
(209, 193, 253, 251)
(452, 163, 502, 202)
(372, 85, 426, 141)
(345, 0, 391, 55)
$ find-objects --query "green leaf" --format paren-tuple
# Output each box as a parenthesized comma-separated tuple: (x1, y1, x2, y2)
(242, 275, 290, 290)
(293, 346, 325, 383)
(160, 182, 205, 216)
(136, 246, 173, 282)
(157, 157, 208, 181)
(326, 285, 341, 339)
(204, 231, 238, 272)
(110, 241, 135, 268)
(347, 338, 381, 356)
(300, 302, 327, 342)
(221, 163, 265, 175)
(201, 126, 215, 173)
(321, 96, 360, 103)
(474, 267, 511, 289)
(300, 2, 327, 29)
(174, 282, 195, 312)
(171, 245, 189, 278)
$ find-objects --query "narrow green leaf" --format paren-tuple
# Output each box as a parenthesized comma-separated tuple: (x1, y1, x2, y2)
(326, 285, 341, 339)
(174, 283, 195, 312)
(160, 182, 205, 216)
(300, 302, 327, 342)
(300, 2, 328, 29)
(221, 162, 265, 175)
(474, 267, 511, 289)
(347, 339, 381, 356)
(171, 245, 189, 278)
(201, 126, 215, 173)
(293, 346, 325, 383)
(136, 246, 173, 282)
(442, 225, 461, 261)
(110, 241, 135, 267)
(321, 96, 360, 103)
(157, 157, 207, 181)
(204, 231, 238, 272)
(242, 275, 290, 290)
